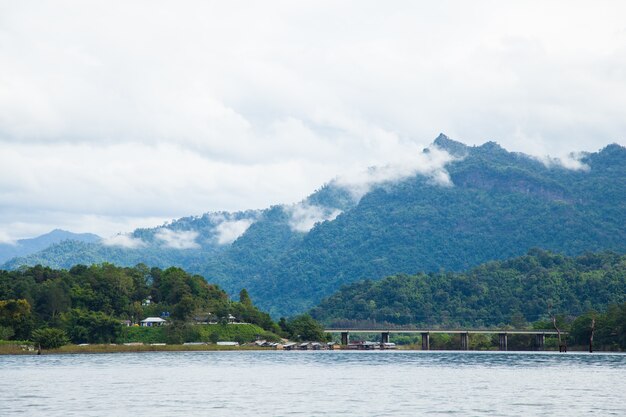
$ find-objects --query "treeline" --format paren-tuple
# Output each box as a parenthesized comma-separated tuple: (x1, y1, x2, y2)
(311, 250, 626, 348)
(567, 303, 626, 350)
(0, 264, 326, 346)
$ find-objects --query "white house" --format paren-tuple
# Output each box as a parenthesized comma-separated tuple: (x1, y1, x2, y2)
(140, 317, 167, 327)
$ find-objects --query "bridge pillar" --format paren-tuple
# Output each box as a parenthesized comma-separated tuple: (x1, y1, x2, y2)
(341, 332, 350, 346)
(381, 332, 390, 344)
(421, 332, 430, 351)
(534, 333, 545, 351)
(498, 333, 508, 351)
(460, 332, 469, 350)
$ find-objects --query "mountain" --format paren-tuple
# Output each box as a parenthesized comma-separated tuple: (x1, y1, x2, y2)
(3, 136, 625, 317)
(0, 229, 101, 264)
(237, 137, 626, 315)
(310, 249, 626, 328)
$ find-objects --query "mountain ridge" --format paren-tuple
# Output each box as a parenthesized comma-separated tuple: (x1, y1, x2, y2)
(0, 229, 101, 264)
(3, 136, 625, 317)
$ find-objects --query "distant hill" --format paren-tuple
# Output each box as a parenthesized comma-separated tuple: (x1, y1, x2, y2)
(3, 136, 625, 317)
(310, 249, 626, 328)
(0, 229, 101, 264)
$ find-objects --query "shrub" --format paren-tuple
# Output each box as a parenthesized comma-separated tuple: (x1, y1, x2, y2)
(0, 325, 15, 340)
(31, 328, 70, 349)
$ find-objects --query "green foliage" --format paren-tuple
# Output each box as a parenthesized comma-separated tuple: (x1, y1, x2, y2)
(430, 334, 453, 350)
(3, 141, 624, 319)
(311, 250, 626, 330)
(118, 323, 279, 344)
(237, 142, 626, 316)
(119, 326, 165, 344)
(0, 264, 281, 343)
(31, 328, 69, 349)
(61, 309, 122, 344)
(569, 303, 626, 350)
(192, 323, 280, 343)
(0, 325, 15, 340)
(239, 289, 252, 306)
(0, 299, 33, 340)
(281, 314, 330, 342)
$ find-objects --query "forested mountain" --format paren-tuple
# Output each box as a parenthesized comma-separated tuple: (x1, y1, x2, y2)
(3, 136, 625, 316)
(246, 138, 626, 315)
(310, 250, 626, 328)
(0, 229, 101, 264)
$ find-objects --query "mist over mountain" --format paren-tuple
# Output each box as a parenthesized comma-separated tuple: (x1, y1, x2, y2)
(3, 136, 625, 317)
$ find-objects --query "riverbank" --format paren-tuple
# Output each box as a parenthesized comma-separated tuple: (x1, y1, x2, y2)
(1, 341, 619, 355)
(0, 341, 274, 355)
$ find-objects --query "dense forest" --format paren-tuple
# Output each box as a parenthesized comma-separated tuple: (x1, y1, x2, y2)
(311, 250, 626, 349)
(248, 139, 625, 316)
(0, 264, 326, 347)
(4, 137, 625, 317)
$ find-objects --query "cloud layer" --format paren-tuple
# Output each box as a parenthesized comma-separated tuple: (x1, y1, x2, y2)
(155, 229, 200, 250)
(287, 203, 343, 233)
(102, 233, 146, 249)
(1, 1, 624, 240)
(214, 218, 255, 245)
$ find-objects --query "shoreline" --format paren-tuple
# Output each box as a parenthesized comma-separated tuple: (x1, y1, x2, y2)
(0, 343, 271, 355)
(1, 342, 622, 355)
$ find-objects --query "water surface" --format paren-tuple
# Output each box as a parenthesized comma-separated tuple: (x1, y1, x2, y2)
(1, 351, 624, 416)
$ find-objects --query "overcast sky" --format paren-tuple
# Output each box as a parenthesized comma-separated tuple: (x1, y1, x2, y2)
(1, 1, 625, 242)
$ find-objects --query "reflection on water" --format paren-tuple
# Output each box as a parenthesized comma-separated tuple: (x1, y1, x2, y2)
(1, 351, 625, 416)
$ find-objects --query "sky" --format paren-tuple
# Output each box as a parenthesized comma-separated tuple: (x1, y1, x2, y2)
(1, 0, 625, 242)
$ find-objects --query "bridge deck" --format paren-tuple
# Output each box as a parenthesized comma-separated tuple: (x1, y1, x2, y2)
(324, 329, 564, 335)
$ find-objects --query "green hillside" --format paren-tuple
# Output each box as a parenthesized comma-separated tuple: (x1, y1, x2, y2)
(244, 139, 626, 315)
(310, 250, 626, 328)
(0, 264, 281, 344)
(3, 136, 625, 317)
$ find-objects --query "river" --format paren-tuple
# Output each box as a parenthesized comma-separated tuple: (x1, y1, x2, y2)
(1, 350, 624, 416)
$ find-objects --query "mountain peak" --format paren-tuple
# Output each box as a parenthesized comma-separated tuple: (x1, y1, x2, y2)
(0, 229, 101, 264)
(432, 133, 469, 157)
(476, 141, 506, 154)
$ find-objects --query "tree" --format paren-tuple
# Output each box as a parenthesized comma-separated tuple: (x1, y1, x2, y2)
(172, 295, 196, 321)
(31, 328, 69, 349)
(0, 325, 15, 340)
(239, 289, 252, 306)
(60, 309, 122, 344)
(286, 314, 329, 342)
(0, 299, 33, 340)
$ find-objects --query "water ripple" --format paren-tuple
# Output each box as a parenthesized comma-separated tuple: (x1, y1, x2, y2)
(1, 351, 624, 416)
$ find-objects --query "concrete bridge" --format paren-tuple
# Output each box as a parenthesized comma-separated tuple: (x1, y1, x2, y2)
(324, 329, 566, 351)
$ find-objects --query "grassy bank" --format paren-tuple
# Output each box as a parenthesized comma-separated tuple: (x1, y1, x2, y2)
(0, 323, 283, 355)
(118, 323, 281, 344)
(0, 342, 274, 355)
(0, 340, 34, 355)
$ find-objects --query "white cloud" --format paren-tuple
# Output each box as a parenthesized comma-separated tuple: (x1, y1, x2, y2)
(214, 219, 255, 245)
(335, 145, 456, 199)
(287, 203, 342, 233)
(0, 1, 624, 239)
(535, 152, 590, 172)
(0, 231, 16, 245)
(155, 229, 200, 250)
(102, 233, 146, 249)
